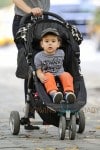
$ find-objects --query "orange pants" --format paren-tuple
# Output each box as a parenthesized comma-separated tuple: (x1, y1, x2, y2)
(43, 72, 74, 93)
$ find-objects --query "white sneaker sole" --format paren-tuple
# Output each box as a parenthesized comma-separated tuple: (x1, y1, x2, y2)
(66, 93, 76, 104)
(53, 92, 63, 104)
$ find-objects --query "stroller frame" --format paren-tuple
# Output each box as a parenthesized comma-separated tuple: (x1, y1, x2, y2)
(9, 12, 87, 140)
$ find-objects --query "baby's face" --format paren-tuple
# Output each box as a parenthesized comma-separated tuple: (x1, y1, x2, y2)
(40, 34, 60, 54)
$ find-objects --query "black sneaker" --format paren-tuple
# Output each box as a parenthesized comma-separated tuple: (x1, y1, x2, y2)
(20, 117, 30, 125)
(52, 92, 63, 104)
(24, 124, 40, 130)
(65, 92, 76, 104)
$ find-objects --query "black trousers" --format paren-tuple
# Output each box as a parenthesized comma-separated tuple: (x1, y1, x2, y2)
(12, 15, 28, 101)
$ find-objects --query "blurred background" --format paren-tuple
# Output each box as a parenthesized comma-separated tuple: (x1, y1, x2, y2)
(0, 0, 100, 133)
(0, 0, 100, 75)
(0, 0, 14, 46)
(0, 1, 100, 141)
(0, 0, 100, 49)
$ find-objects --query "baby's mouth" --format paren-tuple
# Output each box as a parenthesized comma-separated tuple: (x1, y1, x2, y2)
(48, 47, 52, 49)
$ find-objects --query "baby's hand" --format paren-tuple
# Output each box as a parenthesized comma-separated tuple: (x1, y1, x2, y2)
(38, 73, 48, 83)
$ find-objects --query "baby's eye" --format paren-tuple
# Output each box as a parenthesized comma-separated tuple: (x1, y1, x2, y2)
(52, 40, 56, 42)
(45, 40, 49, 43)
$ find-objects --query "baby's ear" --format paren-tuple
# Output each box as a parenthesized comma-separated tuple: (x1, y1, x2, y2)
(40, 40, 43, 48)
(58, 40, 61, 48)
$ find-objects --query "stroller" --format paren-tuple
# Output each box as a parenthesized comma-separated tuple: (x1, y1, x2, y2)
(9, 12, 87, 140)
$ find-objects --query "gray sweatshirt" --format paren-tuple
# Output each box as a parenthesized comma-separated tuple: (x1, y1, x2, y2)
(34, 49, 65, 76)
(14, 0, 50, 16)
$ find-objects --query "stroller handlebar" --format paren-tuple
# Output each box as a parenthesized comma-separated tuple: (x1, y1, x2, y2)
(43, 11, 66, 24)
(20, 11, 66, 27)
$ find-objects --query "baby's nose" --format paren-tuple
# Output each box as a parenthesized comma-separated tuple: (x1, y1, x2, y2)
(49, 41, 52, 44)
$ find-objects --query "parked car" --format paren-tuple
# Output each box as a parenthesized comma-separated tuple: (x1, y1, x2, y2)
(50, 0, 95, 38)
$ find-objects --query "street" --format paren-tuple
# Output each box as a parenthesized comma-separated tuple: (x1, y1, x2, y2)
(0, 39, 100, 150)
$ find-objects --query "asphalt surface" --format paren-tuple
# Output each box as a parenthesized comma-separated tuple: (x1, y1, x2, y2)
(0, 40, 100, 150)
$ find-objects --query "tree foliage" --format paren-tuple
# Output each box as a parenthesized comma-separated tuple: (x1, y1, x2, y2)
(0, 0, 12, 8)
(94, 7, 100, 25)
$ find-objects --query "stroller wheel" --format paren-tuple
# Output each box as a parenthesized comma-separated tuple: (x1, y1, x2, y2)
(77, 110, 85, 133)
(9, 111, 20, 135)
(69, 114, 76, 140)
(58, 116, 66, 140)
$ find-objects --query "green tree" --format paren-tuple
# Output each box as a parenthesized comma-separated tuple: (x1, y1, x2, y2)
(0, 0, 12, 8)
(94, 7, 100, 25)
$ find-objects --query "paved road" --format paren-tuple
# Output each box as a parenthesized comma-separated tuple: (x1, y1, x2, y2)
(0, 41, 100, 150)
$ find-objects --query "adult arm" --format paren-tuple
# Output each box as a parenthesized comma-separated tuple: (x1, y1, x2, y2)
(13, 0, 43, 16)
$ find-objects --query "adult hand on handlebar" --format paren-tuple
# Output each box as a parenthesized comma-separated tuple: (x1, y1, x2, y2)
(31, 7, 43, 16)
